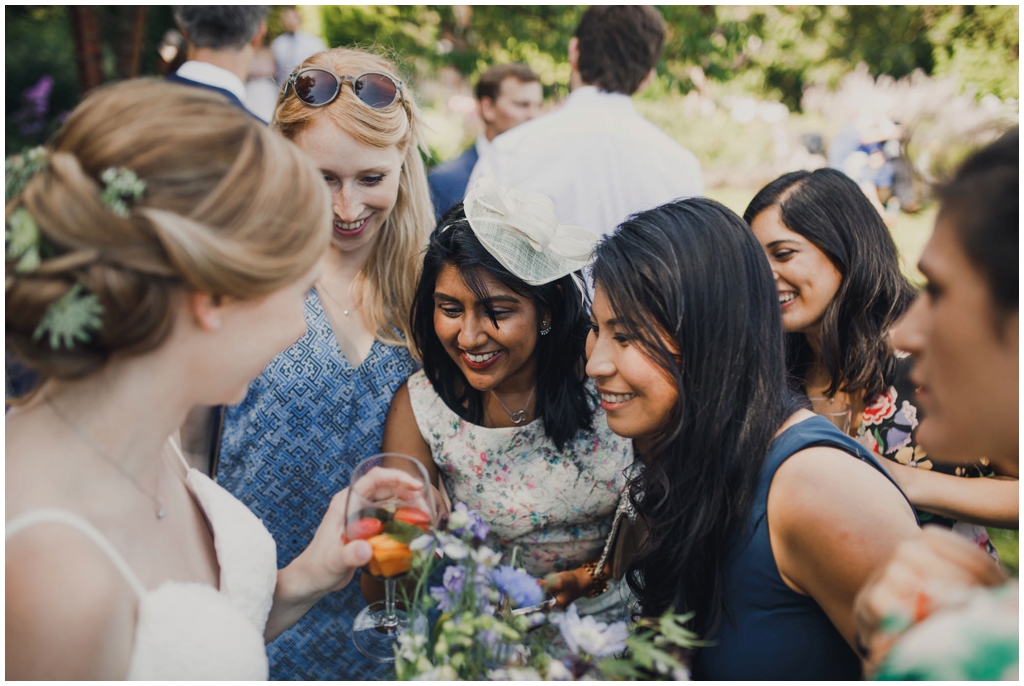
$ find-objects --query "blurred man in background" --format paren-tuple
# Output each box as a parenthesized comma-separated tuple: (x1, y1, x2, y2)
(469, 6, 703, 237)
(169, 6, 268, 122)
(429, 63, 543, 220)
(271, 6, 327, 85)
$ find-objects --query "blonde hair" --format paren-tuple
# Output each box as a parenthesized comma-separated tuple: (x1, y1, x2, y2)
(273, 47, 433, 349)
(6, 80, 332, 382)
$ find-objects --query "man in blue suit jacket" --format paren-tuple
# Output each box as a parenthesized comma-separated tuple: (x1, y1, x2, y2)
(167, 6, 268, 123)
(428, 63, 543, 220)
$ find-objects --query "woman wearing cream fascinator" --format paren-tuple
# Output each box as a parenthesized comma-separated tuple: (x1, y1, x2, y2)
(377, 178, 635, 620)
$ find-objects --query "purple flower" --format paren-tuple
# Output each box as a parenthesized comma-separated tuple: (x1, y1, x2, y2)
(492, 565, 544, 608)
(450, 502, 490, 541)
(429, 565, 466, 612)
(884, 427, 912, 455)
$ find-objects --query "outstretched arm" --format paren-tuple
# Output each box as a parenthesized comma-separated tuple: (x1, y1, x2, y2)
(880, 461, 1018, 529)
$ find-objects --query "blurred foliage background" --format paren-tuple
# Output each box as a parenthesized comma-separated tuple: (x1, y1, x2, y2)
(4, 5, 1019, 569)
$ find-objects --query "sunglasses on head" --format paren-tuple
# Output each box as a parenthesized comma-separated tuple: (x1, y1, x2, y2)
(282, 67, 405, 110)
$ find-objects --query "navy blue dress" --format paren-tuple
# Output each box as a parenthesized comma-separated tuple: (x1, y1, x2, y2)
(216, 289, 419, 680)
(692, 415, 919, 680)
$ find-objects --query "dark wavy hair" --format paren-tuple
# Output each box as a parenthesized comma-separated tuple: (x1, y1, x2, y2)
(410, 205, 594, 450)
(592, 198, 803, 634)
(937, 128, 1018, 322)
(743, 168, 918, 399)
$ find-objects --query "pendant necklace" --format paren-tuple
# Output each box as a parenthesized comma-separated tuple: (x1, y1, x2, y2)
(44, 392, 167, 520)
(492, 387, 536, 425)
(317, 279, 353, 316)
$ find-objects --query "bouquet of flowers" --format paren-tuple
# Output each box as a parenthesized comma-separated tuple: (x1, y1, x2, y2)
(394, 504, 704, 680)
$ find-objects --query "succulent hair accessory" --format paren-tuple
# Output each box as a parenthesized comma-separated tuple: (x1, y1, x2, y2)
(100, 167, 146, 217)
(5, 146, 48, 203)
(462, 177, 598, 288)
(32, 283, 104, 350)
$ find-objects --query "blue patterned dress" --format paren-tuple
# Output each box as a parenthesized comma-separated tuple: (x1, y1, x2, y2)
(217, 289, 419, 680)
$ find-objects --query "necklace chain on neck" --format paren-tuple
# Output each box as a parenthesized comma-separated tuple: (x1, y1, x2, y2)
(492, 387, 536, 425)
(317, 279, 353, 316)
(43, 392, 167, 520)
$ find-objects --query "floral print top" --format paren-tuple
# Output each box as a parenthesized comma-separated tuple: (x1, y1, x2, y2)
(407, 370, 633, 578)
(855, 356, 997, 556)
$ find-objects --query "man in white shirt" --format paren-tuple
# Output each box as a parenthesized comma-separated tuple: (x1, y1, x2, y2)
(469, 6, 703, 237)
(169, 6, 268, 123)
(271, 7, 328, 85)
(429, 63, 544, 220)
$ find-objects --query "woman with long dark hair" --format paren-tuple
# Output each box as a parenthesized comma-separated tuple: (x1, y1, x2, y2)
(382, 179, 633, 616)
(586, 197, 920, 679)
(744, 169, 1017, 547)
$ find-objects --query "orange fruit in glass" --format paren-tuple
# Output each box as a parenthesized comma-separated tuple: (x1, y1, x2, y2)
(366, 534, 413, 577)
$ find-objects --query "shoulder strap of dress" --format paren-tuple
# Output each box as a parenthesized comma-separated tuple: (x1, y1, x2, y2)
(5, 508, 148, 597)
(167, 434, 192, 472)
(756, 415, 919, 524)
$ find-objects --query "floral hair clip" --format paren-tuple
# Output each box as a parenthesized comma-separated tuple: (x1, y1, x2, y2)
(100, 167, 146, 217)
(4, 147, 106, 350)
(5, 146, 48, 203)
(32, 283, 104, 350)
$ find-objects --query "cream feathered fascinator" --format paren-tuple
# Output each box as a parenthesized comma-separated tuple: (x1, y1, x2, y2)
(462, 177, 598, 287)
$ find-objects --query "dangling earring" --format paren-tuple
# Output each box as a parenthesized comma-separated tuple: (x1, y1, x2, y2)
(539, 320, 551, 336)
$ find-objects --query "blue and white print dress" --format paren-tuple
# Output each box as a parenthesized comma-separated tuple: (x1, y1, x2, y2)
(217, 289, 419, 680)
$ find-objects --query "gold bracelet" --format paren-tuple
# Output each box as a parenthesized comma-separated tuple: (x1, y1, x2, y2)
(580, 560, 610, 598)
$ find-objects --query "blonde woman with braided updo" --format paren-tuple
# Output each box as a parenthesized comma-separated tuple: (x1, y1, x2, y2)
(4, 81, 422, 679)
(209, 47, 433, 680)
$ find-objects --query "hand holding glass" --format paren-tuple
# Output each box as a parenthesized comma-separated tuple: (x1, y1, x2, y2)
(345, 453, 436, 662)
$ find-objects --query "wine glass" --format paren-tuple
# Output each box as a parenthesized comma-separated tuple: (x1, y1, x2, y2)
(346, 453, 436, 662)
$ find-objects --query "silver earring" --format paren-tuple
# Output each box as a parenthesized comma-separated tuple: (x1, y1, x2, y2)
(540, 321, 551, 336)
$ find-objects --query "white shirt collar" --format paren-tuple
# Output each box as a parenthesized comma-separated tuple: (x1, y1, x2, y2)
(565, 85, 635, 111)
(474, 133, 493, 158)
(176, 61, 247, 104)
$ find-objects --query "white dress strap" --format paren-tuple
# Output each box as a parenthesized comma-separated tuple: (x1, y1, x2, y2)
(167, 435, 193, 473)
(6, 508, 148, 598)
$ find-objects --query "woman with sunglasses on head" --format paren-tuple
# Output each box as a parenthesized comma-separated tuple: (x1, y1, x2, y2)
(744, 169, 1016, 552)
(210, 48, 433, 680)
(586, 198, 920, 679)
(854, 129, 1017, 681)
(5, 81, 409, 679)
(380, 179, 634, 619)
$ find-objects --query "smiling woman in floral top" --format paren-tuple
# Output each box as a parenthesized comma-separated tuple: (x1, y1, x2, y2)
(745, 168, 1017, 546)
(381, 181, 633, 620)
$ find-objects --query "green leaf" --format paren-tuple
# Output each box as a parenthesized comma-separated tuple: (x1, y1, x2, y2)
(6, 208, 40, 262)
(385, 519, 426, 545)
(5, 147, 48, 203)
(32, 283, 104, 350)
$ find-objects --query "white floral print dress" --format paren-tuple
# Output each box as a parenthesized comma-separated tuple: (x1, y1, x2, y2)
(407, 370, 633, 579)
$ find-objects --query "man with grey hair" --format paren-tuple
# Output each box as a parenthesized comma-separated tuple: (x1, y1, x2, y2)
(167, 6, 268, 122)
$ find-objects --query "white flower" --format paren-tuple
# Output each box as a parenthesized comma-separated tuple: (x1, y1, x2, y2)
(672, 666, 691, 680)
(551, 604, 629, 658)
(434, 531, 470, 559)
(471, 545, 503, 568)
(547, 660, 574, 681)
(413, 665, 459, 680)
(410, 534, 436, 552)
(396, 632, 427, 662)
(487, 667, 543, 680)
(447, 509, 470, 530)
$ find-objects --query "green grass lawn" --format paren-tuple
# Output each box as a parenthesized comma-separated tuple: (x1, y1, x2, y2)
(707, 186, 1018, 576)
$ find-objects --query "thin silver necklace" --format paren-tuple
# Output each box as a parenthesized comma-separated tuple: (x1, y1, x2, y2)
(317, 279, 352, 316)
(492, 387, 536, 425)
(44, 392, 166, 520)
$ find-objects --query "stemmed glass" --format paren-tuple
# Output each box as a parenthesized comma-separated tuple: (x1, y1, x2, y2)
(346, 453, 436, 662)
